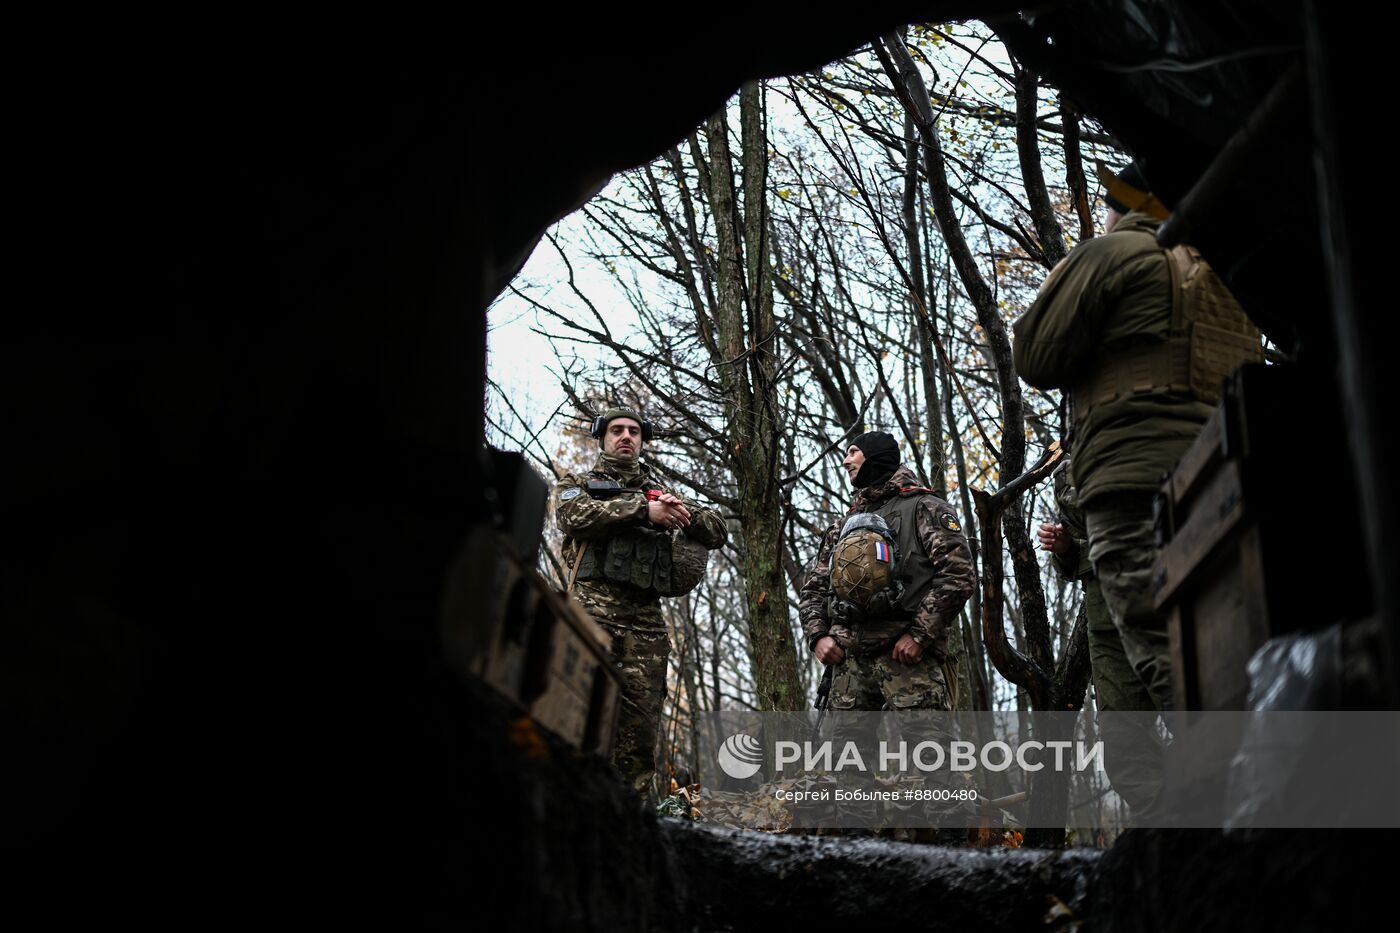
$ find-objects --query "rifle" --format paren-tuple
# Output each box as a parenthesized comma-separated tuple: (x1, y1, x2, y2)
(586, 478, 664, 502)
(810, 664, 834, 743)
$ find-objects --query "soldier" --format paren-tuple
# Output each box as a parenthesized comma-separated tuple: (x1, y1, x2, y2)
(1014, 164, 1262, 713)
(1038, 459, 1163, 815)
(799, 431, 975, 715)
(799, 431, 975, 835)
(552, 407, 727, 799)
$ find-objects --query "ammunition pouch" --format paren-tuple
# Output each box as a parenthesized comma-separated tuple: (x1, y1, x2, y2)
(862, 579, 906, 619)
(576, 527, 673, 597)
(827, 582, 909, 629)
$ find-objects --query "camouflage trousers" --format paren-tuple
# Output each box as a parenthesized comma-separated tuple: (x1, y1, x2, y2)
(1085, 491, 1174, 714)
(1083, 575, 1164, 814)
(574, 582, 671, 799)
(826, 648, 971, 833)
(828, 647, 952, 713)
(827, 647, 956, 779)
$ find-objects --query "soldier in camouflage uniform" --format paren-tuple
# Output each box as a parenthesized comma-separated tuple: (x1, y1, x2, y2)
(552, 407, 727, 799)
(799, 432, 976, 834)
(1038, 459, 1162, 814)
(799, 431, 976, 713)
(1014, 164, 1262, 713)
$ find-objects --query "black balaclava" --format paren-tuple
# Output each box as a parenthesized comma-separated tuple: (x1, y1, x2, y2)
(850, 431, 899, 488)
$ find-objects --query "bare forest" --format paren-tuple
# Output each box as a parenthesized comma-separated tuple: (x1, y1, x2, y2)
(489, 24, 1132, 838)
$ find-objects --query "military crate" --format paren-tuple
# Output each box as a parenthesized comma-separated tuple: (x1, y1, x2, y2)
(444, 528, 620, 756)
(1152, 392, 1269, 710)
(527, 586, 621, 756)
(1151, 363, 1370, 710)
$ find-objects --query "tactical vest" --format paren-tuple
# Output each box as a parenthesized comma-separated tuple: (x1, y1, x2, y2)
(575, 526, 673, 597)
(864, 489, 939, 617)
(1072, 237, 1263, 419)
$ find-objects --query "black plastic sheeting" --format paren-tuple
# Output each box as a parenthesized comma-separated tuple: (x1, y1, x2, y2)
(994, 1, 1324, 359)
(997, 0, 1302, 201)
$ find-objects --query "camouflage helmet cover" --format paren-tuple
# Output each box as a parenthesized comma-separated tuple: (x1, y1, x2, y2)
(830, 513, 899, 610)
(665, 531, 710, 596)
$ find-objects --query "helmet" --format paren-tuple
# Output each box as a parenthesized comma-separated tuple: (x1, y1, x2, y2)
(829, 513, 899, 611)
(590, 407, 654, 442)
(665, 532, 710, 596)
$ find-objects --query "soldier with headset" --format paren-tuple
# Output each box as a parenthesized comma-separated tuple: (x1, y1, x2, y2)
(552, 407, 727, 799)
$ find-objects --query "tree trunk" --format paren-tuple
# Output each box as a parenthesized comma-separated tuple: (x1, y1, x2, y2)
(880, 33, 1053, 703)
(1013, 60, 1068, 267)
(1059, 98, 1095, 244)
(903, 108, 946, 492)
(704, 83, 804, 711)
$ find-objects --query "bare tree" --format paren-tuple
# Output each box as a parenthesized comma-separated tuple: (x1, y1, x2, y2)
(489, 20, 1130, 843)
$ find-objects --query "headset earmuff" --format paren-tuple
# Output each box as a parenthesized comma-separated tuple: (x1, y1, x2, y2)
(590, 415, 653, 441)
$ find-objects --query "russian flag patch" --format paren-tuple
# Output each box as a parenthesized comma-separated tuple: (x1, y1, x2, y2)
(874, 541, 891, 562)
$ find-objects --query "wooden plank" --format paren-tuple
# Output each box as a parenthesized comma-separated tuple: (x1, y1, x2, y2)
(532, 626, 601, 748)
(1168, 603, 1195, 710)
(548, 584, 615, 658)
(1153, 458, 1247, 610)
(530, 574, 622, 753)
(1166, 406, 1225, 518)
(1156, 387, 1283, 711)
(1166, 526, 1272, 711)
(482, 560, 531, 700)
(584, 666, 622, 757)
(448, 525, 519, 681)
(1191, 559, 1252, 709)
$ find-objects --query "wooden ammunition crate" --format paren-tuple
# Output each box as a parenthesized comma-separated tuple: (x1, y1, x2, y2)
(444, 527, 620, 756)
(1153, 364, 1373, 711)
(1153, 394, 1267, 710)
(528, 587, 621, 756)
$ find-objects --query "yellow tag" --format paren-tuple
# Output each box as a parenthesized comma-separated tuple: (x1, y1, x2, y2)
(1095, 161, 1170, 220)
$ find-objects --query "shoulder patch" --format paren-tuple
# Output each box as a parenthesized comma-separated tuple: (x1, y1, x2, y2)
(559, 487, 582, 501)
(940, 512, 961, 533)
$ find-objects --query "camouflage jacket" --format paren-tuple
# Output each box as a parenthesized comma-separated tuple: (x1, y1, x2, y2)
(553, 455, 727, 622)
(798, 465, 975, 662)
